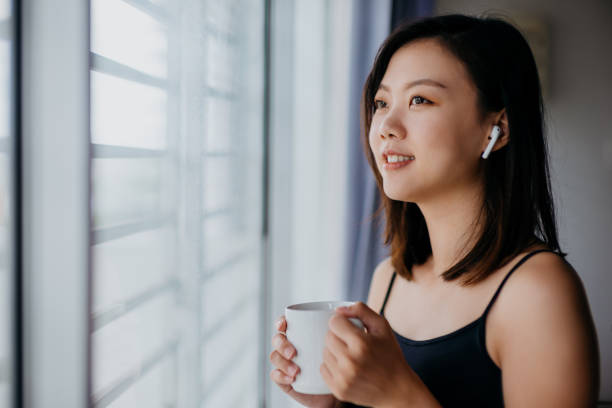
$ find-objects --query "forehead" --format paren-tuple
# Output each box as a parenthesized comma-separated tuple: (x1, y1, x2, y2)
(381, 38, 473, 91)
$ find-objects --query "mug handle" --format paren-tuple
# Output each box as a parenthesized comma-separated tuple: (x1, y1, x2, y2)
(348, 317, 364, 330)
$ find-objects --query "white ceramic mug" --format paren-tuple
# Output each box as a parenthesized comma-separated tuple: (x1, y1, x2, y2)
(284, 300, 364, 394)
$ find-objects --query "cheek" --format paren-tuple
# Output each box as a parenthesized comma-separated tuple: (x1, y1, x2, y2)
(368, 130, 375, 150)
(416, 122, 466, 174)
(424, 128, 479, 182)
(368, 128, 380, 160)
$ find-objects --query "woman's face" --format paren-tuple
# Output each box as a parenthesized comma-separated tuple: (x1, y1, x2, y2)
(369, 38, 489, 203)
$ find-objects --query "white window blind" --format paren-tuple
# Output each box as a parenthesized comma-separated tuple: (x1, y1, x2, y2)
(90, 0, 265, 407)
(0, 0, 13, 406)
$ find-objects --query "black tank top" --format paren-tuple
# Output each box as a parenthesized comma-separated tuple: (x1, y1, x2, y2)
(341, 248, 563, 408)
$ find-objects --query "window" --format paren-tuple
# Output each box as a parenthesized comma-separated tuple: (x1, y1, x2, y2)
(265, 1, 353, 403)
(0, 0, 14, 406)
(90, 0, 265, 406)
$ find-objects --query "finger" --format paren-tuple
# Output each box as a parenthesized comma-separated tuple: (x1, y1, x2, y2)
(270, 368, 296, 386)
(325, 328, 348, 356)
(328, 313, 364, 348)
(336, 301, 385, 336)
(320, 362, 335, 391)
(269, 350, 300, 378)
(275, 315, 287, 332)
(271, 333, 296, 359)
(271, 332, 285, 349)
(322, 345, 339, 371)
(275, 381, 293, 395)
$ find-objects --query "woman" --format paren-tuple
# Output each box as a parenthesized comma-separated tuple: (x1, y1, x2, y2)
(270, 14, 600, 407)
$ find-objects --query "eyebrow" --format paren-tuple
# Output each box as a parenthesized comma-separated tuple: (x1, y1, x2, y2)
(378, 78, 447, 93)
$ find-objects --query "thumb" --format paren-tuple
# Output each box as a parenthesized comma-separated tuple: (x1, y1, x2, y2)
(335, 301, 385, 336)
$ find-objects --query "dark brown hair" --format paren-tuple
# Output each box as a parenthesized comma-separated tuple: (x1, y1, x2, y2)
(362, 14, 567, 285)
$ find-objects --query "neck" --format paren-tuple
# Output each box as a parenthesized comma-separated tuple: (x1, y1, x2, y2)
(416, 179, 485, 280)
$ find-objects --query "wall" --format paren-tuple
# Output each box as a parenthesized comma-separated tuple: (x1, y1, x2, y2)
(435, 0, 612, 401)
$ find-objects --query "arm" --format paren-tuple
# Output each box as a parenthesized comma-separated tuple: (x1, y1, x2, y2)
(494, 253, 600, 406)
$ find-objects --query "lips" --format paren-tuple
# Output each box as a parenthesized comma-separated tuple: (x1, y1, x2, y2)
(381, 148, 414, 162)
(379, 148, 415, 171)
(382, 158, 413, 170)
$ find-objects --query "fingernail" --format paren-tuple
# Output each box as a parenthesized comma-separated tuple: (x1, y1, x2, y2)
(283, 347, 293, 359)
(288, 365, 297, 375)
(284, 374, 293, 382)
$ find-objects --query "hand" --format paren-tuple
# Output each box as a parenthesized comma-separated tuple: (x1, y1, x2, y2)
(320, 302, 423, 407)
(270, 315, 337, 408)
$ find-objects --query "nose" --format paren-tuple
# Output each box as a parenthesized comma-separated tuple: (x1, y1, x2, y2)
(378, 108, 405, 140)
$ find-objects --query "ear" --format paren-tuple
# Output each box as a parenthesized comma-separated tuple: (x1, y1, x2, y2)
(484, 108, 510, 153)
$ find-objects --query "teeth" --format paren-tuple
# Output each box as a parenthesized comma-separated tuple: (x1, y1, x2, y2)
(387, 154, 415, 163)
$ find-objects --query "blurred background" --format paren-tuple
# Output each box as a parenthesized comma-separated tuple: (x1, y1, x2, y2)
(0, 0, 610, 407)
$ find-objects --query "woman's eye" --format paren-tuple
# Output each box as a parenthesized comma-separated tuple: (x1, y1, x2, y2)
(410, 95, 430, 106)
(374, 100, 387, 110)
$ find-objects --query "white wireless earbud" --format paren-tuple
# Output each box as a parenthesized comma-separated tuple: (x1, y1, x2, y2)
(481, 125, 501, 159)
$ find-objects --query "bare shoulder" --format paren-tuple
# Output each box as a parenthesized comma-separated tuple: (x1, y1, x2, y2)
(496, 250, 592, 334)
(366, 256, 395, 312)
(493, 250, 600, 405)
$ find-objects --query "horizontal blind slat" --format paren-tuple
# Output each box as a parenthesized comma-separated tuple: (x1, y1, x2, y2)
(93, 338, 179, 408)
(91, 52, 168, 89)
(92, 277, 180, 330)
(93, 215, 171, 244)
(204, 85, 237, 100)
(93, 144, 166, 159)
(202, 150, 240, 157)
(121, 0, 168, 23)
(203, 206, 237, 219)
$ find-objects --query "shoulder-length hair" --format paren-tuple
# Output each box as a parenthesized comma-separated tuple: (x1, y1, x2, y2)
(362, 14, 567, 285)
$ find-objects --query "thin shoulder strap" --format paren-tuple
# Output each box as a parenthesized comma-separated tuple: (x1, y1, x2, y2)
(379, 271, 397, 316)
(482, 248, 559, 318)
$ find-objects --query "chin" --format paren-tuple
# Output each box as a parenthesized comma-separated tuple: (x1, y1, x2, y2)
(382, 184, 415, 202)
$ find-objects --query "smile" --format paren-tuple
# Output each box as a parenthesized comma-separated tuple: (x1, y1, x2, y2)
(382, 155, 415, 170)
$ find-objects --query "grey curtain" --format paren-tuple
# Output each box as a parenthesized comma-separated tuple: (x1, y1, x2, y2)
(343, 0, 434, 303)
